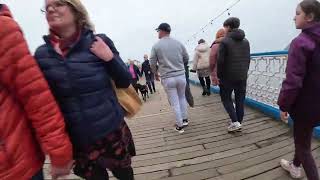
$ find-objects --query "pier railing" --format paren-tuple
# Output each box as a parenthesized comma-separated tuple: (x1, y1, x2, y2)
(189, 50, 320, 138)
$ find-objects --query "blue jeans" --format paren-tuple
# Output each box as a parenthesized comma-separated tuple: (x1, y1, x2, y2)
(31, 170, 44, 180)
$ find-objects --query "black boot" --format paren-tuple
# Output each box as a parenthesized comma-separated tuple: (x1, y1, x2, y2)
(202, 87, 206, 96)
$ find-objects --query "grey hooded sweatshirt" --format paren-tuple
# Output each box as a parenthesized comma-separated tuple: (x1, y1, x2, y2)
(150, 36, 189, 79)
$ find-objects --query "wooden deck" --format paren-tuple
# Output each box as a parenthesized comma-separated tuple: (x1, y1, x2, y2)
(44, 83, 320, 180)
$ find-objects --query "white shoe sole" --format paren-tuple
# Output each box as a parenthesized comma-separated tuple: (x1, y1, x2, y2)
(174, 127, 185, 134)
(280, 162, 302, 179)
(228, 127, 241, 132)
(280, 162, 291, 172)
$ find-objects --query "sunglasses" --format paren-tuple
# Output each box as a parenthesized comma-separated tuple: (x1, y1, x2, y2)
(41, 0, 68, 14)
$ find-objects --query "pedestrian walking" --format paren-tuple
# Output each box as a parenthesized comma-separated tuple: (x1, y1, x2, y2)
(278, 1, 320, 179)
(35, 1, 136, 179)
(150, 23, 189, 133)
(191, 39, 212, 96)
(217, 17, 251, 132)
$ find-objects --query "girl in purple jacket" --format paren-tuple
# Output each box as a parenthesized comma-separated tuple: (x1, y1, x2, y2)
(278, 0, 320, 179)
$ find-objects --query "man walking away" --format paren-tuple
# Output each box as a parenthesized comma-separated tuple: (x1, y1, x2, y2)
(217, 17, 251, 132)
(150, 23, 189, 133)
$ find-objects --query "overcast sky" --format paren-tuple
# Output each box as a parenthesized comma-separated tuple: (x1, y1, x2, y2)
(2, 0, 301, 62)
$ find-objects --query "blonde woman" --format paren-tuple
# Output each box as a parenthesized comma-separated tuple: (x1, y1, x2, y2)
(35, 0, 135, 179)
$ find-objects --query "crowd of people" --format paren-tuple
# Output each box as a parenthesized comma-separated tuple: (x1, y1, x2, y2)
(0, 0, 319, 179)
(127, 56, 157, 96)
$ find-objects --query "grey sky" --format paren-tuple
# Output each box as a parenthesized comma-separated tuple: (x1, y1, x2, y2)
(2, 0, 301, 62)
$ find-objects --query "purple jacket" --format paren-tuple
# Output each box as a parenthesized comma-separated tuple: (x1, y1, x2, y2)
(278, 23, 320, 121)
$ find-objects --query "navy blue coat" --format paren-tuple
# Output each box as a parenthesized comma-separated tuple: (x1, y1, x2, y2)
(34, 29, 132, 149)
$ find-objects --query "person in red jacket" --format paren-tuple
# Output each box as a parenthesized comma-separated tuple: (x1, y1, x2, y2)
(0, 4, 73, 180)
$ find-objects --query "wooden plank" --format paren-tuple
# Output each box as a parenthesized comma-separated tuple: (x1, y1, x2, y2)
(170, 137, 293, 177)
(208, 146, 320, 180)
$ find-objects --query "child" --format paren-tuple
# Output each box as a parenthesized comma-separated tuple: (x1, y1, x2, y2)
(278, 0, 320, 179)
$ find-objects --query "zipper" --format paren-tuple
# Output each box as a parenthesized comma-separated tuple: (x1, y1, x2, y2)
(43, 34, 85, 122)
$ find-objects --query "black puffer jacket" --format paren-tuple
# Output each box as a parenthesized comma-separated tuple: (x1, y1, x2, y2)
(141, 60, 154, 82)
(217, 29, 250, 81)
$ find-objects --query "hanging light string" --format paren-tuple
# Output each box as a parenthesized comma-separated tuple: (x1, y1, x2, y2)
(185, 0, 241, 44)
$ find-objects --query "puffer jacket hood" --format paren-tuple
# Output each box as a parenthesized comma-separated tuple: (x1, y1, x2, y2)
(196, 43, 210, 53)
(192, 43, 211, 70)
(228, 29, 246, 41)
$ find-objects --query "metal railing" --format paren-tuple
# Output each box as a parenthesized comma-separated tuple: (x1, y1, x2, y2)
(189, 50, 320, 137)
(247, 51, 288, 108)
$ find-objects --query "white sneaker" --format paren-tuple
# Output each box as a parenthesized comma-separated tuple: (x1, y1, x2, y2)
(183, 119, 189, 127)
(235, 122, 242, 131)
(280, 159, 302, 179)
(228, 122, 241, 132)
(174, 126, 185, 134)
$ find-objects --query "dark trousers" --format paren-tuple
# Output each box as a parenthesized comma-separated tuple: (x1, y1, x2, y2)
(292, 117, 319, 180)
(31, 169, 44, 180)
(146, 81, 156, 93)
(86, 166, 134, 180)
(198, 76, 211, 90)
(219, 80, 246, 123)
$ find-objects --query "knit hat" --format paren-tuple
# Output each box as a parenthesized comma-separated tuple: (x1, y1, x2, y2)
(215, 28, 226, 39)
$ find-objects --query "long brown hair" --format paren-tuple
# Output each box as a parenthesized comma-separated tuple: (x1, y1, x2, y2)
(300, 0, 320, 22)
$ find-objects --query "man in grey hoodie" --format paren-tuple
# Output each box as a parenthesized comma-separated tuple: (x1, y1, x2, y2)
(150, 23, 189, 133)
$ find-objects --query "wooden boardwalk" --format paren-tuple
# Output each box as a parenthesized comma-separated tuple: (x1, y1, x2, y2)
(44, 83, 320, 180)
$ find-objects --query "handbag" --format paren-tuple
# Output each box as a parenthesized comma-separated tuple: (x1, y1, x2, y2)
(93, 33, 142, 118)
(111, 80, 142, 119)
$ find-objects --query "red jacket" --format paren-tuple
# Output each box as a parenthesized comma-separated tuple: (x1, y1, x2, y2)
(0, 5, 73, 180)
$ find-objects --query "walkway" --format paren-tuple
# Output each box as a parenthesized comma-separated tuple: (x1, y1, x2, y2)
(44, 83, 320, 180)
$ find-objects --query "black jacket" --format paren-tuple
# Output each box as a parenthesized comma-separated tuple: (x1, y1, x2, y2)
(141, 60, 154, 81)
(217, 29, 250, 81)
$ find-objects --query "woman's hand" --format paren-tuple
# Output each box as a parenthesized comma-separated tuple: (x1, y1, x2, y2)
(280, 111, 289, 123)
(155, 73, 160, 81)
(51, 160, 74, 180)
(90, 36, 114, 62)
(211, 77, 220, 86)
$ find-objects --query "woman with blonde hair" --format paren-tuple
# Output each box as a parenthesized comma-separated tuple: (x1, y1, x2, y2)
(35, 0, 135, 179)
